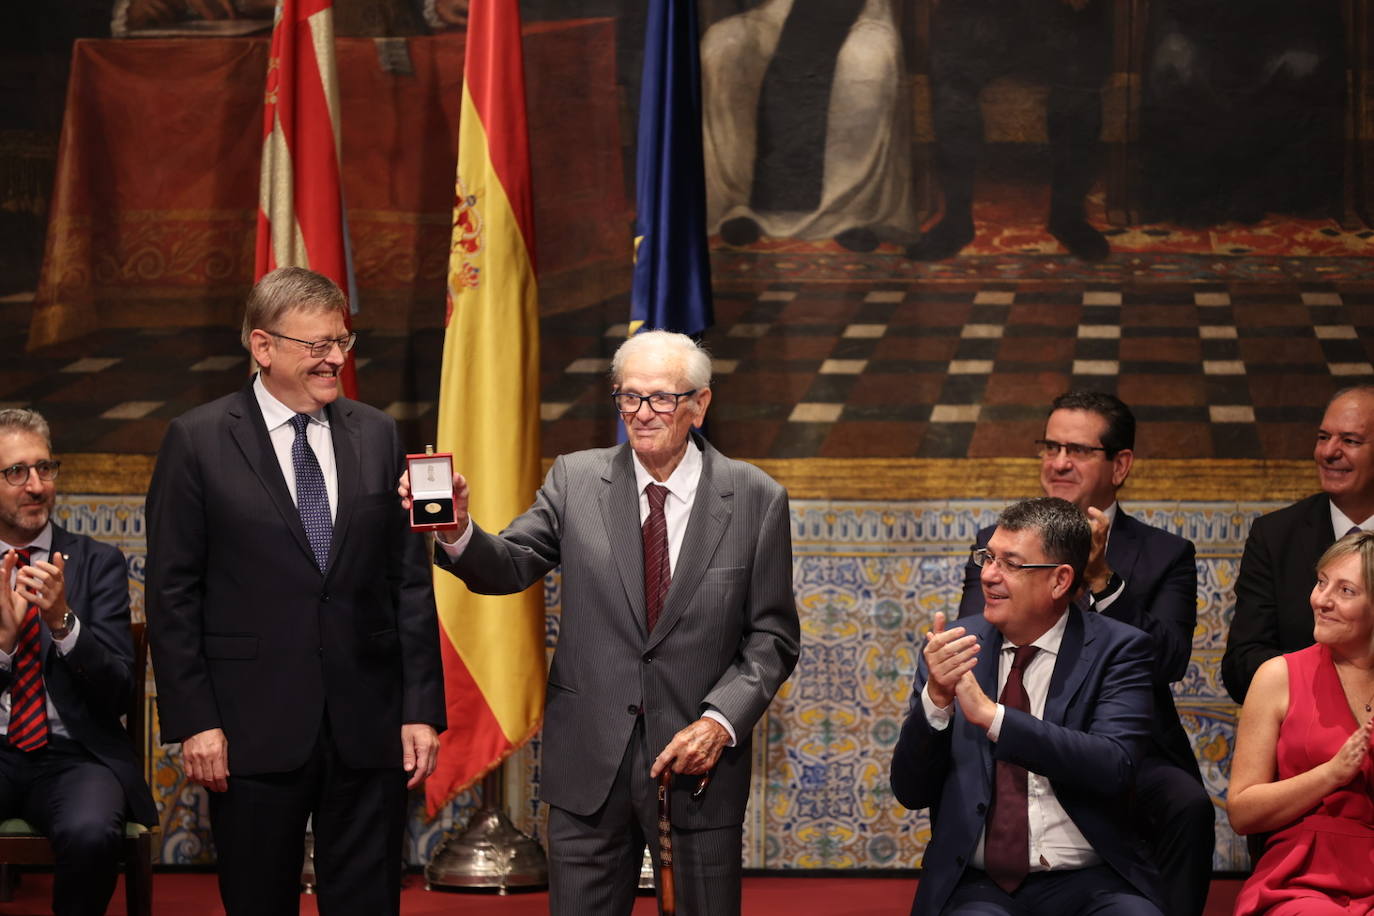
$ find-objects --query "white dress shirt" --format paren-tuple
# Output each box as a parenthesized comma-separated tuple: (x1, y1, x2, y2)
(922, 610, 1102, 874)
(254, 374, 339, 520)
(1331, 503, 1372, 539)
(0, 523, 79, 739)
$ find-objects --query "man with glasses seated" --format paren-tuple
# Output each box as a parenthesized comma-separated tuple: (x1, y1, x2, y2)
(0, 408, 156, 916)
(957, 391, 1211, 916)
(145, 267, 444, 915)
(409, 329, 799, 916)
(893, 496, 1162, 916)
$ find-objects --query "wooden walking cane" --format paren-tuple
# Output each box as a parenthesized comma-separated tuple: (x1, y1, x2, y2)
(657, 770, 676, 915)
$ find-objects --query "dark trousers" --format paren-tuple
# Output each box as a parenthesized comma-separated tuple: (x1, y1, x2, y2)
(943, 865, 1162, 916)
(207, 724, 407, 916)
(1135, 754, 1215, 916)
(547, 719, 742, 916)
(927, 0, 1111, 221)
(0, 735, 127, 916)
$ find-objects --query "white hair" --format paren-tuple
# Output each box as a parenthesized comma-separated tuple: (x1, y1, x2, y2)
(610, 330, 712, 390)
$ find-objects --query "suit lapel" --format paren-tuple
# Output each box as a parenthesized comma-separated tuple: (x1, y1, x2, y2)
(326, 399, 360, 577)
(600, 445, 648, 634)
(226, 382, 315, 569)
(974, 622, 1003, 779)
(648, 437, 731, 651)
(1045, 606, 1089, 724)
(1305, 494, 1337, 567)
(39, 525, 81, 661)
(1104, 510, 1140, 595)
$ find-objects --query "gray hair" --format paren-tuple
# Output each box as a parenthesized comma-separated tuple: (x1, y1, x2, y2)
(240, 267, 347, 352)
(996, 496, 1091, 592)
(0, 409, 51, 450)
(610, 330, 712, 390)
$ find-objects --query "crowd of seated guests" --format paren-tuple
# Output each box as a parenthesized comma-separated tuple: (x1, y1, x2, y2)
(893, 384, 1374, 916)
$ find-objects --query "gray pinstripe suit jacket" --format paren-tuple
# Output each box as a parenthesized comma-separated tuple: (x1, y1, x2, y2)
(438, 432, 799, 828)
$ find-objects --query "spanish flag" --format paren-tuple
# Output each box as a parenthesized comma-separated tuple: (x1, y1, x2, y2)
(255, 0, 359, 398)
(427, 0, 545, 814)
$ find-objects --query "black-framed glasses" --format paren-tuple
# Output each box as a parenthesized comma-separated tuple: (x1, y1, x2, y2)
(971, 548, 1060, 574)
(1035, 438, 1109, 461)
(611, 390, 697, 415)
(268, 331, 357, 358)
(1, 460, 60, 487)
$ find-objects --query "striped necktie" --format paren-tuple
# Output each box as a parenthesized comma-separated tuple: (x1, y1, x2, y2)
(8, 550, 49, 752)
(642, 484, 671, 632)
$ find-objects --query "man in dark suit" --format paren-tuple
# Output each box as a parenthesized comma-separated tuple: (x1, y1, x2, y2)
(0, 408, 155, 916)
(893, 496, 1161, 916)
(1223, 384, 1374, 703)
(407, 330, 799, 916)
(958, 391, 1212, 916)
(145, 267, 445, 916)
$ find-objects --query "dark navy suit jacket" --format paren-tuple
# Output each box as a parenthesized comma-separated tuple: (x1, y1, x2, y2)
(889, 607, 1161, 916)
(959, 510, 1200, 778)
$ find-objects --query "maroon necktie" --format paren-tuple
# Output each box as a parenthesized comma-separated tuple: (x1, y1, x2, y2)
(8, 550, 49, 752)
(642, 484, 671, 632)
(984, 644, 1040, 894)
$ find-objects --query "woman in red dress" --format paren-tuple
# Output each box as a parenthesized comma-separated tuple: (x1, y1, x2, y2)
(1229, 530, 1374, 915)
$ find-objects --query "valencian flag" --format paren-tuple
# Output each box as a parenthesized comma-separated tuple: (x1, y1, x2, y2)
(629, 0, 714, 339)
(255, 0, 359, 398)
(427, 0, 545, 813)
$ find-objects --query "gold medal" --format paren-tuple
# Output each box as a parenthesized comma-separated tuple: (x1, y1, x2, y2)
(424, 502, 442, 514)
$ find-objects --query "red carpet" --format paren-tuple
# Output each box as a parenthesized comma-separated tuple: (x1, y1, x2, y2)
(0, 872, 1246, 914)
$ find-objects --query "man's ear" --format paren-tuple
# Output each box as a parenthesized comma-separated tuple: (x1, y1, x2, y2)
(1050, 564, 1075, 600)
(248, 329, 274, 371)
(1111, 448, 1134, 488)
(692, 387, 712, 429)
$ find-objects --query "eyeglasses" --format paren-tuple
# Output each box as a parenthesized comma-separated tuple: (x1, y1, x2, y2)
(611, 390, 697, 415)
(971, 548, 1060, 574)
(1, 460, 60, 487)
(268, 331, 358, 358)
(1035, 439, 1109, 461)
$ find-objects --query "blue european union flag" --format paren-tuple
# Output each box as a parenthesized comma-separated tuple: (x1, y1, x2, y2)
(629, 0, 714, 340)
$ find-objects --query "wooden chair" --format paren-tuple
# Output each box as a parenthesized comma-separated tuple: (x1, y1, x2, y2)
(0, 620, 158, 916)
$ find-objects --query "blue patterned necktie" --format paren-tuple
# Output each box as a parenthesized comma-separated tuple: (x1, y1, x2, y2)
(290, 414, 332, 572)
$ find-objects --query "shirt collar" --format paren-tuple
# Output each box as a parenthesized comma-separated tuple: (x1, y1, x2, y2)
(253, 373, 330, 432)
(1331, 501, 1370, 537)
(1004, 608, 1070, 659)
(0, 522, 53, 557)
(632, 434, 704, 505)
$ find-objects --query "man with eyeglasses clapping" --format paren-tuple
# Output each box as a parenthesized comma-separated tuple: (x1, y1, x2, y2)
(0, 408, 156, 916)
(956, 391, 1212, 916)
(892, 497, 1162, 916)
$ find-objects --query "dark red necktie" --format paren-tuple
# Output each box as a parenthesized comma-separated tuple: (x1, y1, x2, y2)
(642, 484, 671, 632)
(984, 644, 1040, 894)
(8, 550, 49, 752)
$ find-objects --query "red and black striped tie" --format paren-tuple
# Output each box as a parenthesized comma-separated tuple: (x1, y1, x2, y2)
(642, 484, 671, 633)
(8, 550, 49, 752)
